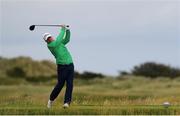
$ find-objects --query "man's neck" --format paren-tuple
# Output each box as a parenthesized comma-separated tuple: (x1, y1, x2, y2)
(47, 40, 54, 44)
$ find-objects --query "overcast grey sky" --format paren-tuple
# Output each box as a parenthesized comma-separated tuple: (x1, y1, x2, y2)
(0, 0, 180, 75)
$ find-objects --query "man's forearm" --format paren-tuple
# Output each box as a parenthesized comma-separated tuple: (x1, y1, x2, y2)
(62, 29, 71, 45)
(55, 27, 66, 45)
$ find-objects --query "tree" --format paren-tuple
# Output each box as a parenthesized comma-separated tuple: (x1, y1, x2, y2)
(80, 71, 105, 79)
(132, 62, 180, 78)
(6, 66, 26, 78)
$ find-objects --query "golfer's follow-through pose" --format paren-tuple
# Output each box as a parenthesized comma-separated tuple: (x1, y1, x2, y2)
(43, 25, 74, 108)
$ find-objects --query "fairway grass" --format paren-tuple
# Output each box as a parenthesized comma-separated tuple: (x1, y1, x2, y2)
(0, 77, 180, 115)
(0, 105, 180, 115)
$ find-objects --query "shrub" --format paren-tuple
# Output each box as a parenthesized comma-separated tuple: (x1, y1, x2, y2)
(132, 62, 180, 78)
(6, 66, 26, 78)
(75, 71, 105, 80)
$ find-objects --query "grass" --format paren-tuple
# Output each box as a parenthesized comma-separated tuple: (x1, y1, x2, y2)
(0, 76, 180, 115)
(0, 105, 180, 115)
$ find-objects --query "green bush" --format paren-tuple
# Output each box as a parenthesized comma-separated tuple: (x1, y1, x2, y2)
(132, 62, 180, 78)
(75, 71, 105, 80)
(6, 66, 26, 78)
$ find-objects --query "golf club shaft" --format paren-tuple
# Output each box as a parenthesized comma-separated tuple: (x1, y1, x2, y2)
(34, 25, 69, 27)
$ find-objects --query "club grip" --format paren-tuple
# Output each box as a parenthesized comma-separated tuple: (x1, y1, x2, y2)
(61, 25, 69, 28)
(59, 25, 69, 28)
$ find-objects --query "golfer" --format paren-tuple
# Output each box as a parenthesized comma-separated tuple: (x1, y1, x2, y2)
(43, 25, 74, 108)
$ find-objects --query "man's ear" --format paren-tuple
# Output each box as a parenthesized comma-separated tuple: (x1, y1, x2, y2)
(45, 40, 48, 43)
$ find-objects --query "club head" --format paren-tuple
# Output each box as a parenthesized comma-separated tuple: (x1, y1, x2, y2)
(29, 25, 35, 31)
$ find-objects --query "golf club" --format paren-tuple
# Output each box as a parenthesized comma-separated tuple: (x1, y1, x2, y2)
(29, 25, 69, 31)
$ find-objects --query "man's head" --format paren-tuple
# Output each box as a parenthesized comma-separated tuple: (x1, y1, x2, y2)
(43, 33, 54, 43)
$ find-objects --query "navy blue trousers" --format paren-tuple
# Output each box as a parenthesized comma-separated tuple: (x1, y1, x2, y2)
(50, 63, 74, 104)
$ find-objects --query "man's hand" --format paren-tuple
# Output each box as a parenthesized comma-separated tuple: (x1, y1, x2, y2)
(65, 26, 70, 30)
(61, 24, 69, 30)
(61, 24, 66, 28)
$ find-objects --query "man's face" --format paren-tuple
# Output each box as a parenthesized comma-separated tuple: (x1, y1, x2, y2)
(46, 37, 54, 43)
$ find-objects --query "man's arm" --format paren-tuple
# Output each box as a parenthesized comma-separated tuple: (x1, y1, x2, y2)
(55, 27, 66, 45)
(62, 29, 71, 45)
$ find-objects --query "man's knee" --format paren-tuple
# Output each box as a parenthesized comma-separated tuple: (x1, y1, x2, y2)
(66, 81, 73, 88)
(56, 81, 65, 88)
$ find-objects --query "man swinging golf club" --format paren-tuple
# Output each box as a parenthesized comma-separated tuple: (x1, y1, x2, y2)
(44, 25, 74, 108)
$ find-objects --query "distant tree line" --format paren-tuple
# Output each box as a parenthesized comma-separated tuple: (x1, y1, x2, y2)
(1, 56, 180, 81)
(0, 56, 105, 82)
(75, 71, 104, 79)
(120, 62, 180, 79)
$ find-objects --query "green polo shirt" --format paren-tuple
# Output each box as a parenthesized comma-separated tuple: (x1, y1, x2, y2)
(47, 27, 73, 65)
